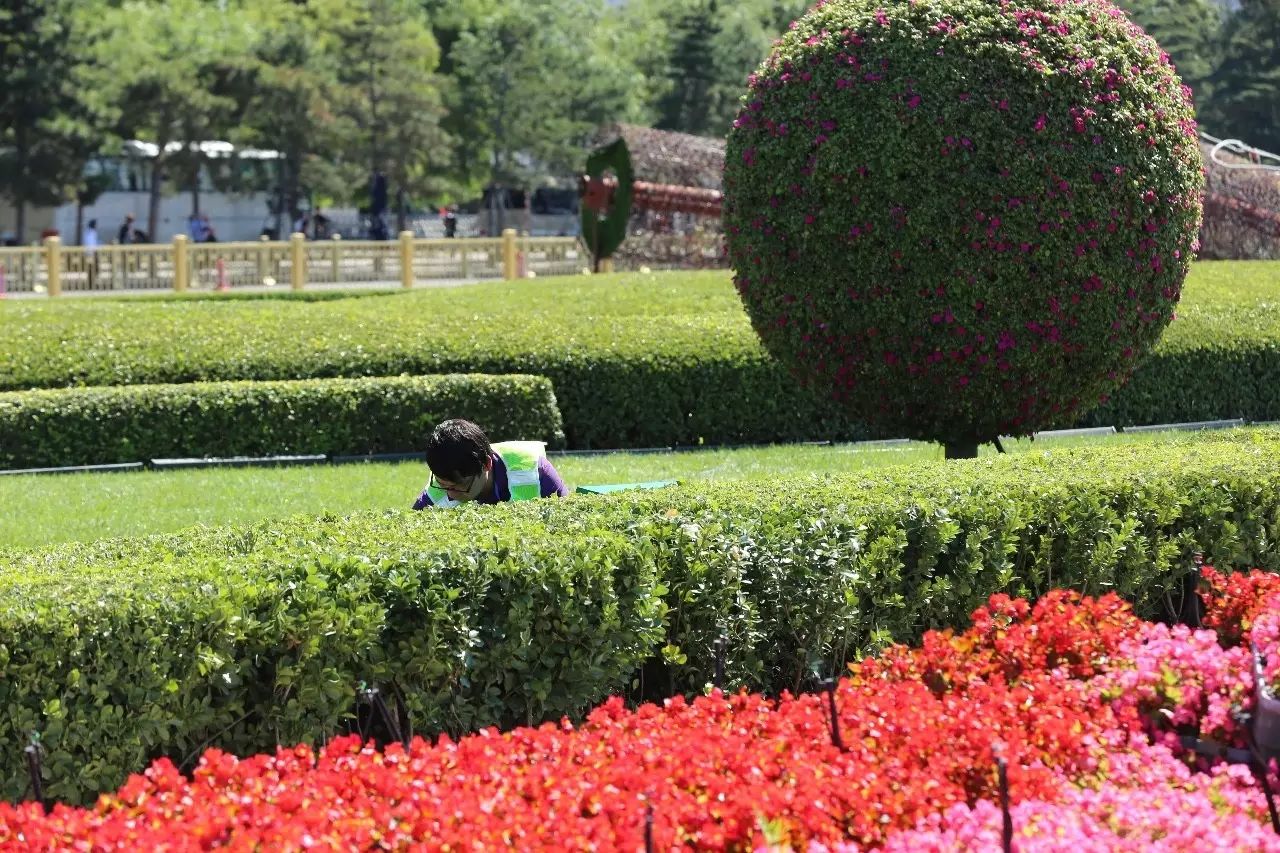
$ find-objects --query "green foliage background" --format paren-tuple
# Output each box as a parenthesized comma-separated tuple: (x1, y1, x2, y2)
(2, 0, 1273, 243)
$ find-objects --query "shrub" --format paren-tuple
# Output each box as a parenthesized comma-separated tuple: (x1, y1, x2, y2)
(2, 430, 1280, 802)
(2, 266, 1280, 448)
(0, 274, 867, 449)
(723, 0, 1205, 452)
(0, 374, 565, 469)
(5, 590, 1280, 849)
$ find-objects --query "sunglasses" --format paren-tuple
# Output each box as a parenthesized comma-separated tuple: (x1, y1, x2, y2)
(431, 473, 477, 495)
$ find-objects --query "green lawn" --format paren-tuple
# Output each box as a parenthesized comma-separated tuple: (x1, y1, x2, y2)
(0, 427, 1257, 550)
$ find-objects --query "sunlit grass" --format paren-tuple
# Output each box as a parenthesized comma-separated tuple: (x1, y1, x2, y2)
(0, 427, 1253, 550)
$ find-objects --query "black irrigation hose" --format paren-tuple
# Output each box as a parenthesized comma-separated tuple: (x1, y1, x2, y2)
(996, 757, 1013, 853)
(821, 678, 845, 752)
(24, 738, 48, 815)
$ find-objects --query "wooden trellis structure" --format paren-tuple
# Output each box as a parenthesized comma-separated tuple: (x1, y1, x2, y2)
(579, 124, 726, 271)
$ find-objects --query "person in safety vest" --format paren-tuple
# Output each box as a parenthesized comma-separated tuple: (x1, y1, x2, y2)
(412, 418, 569, 509)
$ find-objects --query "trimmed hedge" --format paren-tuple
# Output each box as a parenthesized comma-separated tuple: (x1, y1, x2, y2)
(0, 274, 870, 449)
(0, 374, 565, 469)
(3, 430, 1280, 802)
(2, 267, 1279, 448)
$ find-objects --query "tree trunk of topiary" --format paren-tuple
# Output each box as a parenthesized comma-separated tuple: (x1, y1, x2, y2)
(944, 440, 978, 460)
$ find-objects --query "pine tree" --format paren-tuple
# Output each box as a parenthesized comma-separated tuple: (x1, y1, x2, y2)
(1209, 0, 1280, 151)
(655, 0, 723, 136)
(321, 0, 448, 232)
(1116, 0, 1224, 104)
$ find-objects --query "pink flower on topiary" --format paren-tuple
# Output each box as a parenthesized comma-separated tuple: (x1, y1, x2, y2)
(724, 0, 1203, 448)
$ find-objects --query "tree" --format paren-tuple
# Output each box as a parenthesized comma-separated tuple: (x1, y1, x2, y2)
(709, 0, 810, 134)
(1116, 0, 1224, 119)
(601, 0, 681, 127)
(0, 1, 112, 244)
(1208, 0, 1280, 152)
(236, 0, 344, 238)
(448, 0, 645, 190)
(95, 0, 255, 242)
(654, 1, 723, 135)
(643, 0, 809, 137)
(315, 0, 449, 233)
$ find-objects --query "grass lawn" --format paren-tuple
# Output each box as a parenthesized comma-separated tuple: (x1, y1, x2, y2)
(0, 427, 1259, 550)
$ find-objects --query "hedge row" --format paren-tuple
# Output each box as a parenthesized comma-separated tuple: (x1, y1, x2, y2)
(4, 430, 1280, 802)
(0, 273, 867, 448)
(2, 265, 1273, 448)
(0, 374, 565, 469)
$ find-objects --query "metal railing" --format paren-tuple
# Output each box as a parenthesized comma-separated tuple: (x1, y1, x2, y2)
(0, 230, 584, 296)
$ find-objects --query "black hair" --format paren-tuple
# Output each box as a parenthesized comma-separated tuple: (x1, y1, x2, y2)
(426, 419, 493, 479)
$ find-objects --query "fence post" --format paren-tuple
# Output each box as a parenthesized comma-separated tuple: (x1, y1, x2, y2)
(399, 230, 414, 289)
(290, 232, 306, 291)
(502, 228, 517, 280)
(331, 234, 342, 284)
(111, 245, 124, 290)
(172, 234, 189, 292)
(43, 236, 62, 297)
(257, 234, 269, 284)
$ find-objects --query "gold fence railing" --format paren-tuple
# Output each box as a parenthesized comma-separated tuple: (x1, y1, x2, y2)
(0, 230, 585, 296)
(0, 246, 45, 295)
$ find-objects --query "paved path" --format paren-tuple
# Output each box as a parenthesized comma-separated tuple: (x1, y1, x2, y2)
(0, 277, 499, 299)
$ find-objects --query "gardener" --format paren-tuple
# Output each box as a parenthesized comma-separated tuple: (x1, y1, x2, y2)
(412, 418, 569, 509)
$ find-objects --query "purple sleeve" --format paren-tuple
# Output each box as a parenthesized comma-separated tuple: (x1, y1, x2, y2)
(412, 487, 434, 510)
(539, 456, 570, 497)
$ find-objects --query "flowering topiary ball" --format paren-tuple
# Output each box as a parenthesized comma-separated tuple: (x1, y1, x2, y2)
(724, 0, 1203, 452)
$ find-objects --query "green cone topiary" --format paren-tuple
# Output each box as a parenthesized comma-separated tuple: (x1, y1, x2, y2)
(724, 0, 1204, 455)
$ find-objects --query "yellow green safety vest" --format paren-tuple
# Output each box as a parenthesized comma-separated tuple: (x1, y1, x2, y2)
(424, 440, 547, 508)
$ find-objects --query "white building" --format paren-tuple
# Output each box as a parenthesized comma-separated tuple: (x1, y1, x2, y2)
(1, 140, 285, 246)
